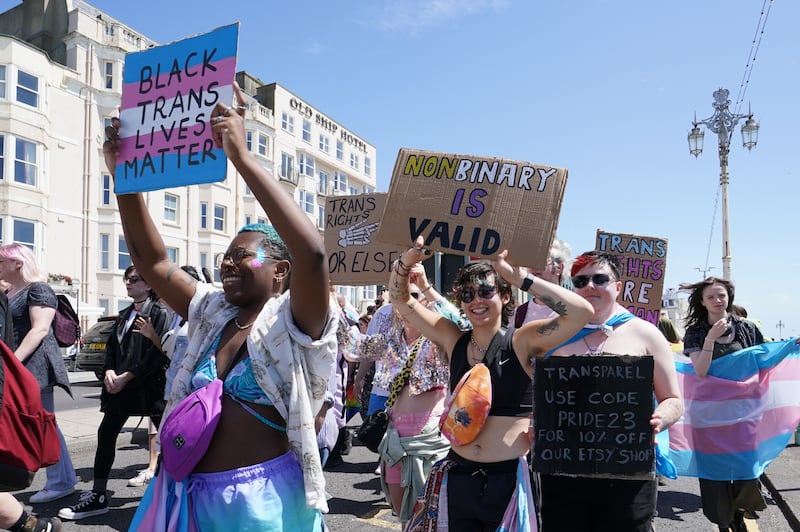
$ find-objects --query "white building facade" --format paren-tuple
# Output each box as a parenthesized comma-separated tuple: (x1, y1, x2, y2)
(0, 0, 378, 325)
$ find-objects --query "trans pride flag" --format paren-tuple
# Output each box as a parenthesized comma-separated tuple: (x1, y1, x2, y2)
(665, 339, 800, 480)
(116, 24, 238, 194)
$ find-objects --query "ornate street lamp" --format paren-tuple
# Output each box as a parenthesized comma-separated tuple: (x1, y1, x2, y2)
(687, 88, 759, 281)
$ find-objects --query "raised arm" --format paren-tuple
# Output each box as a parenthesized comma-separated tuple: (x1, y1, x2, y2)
(104, 121, 197, 319)
(389, 243, 462, 358)
(212, 85, 329, 338)
(493, 250, 594, 360)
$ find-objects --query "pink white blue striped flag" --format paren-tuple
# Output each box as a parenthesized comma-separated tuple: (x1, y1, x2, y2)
(665, 339, 800, 480)
(116, 23, 238, 194)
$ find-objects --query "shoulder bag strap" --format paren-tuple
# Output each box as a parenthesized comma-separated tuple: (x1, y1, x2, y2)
(385, 336, 424, 409)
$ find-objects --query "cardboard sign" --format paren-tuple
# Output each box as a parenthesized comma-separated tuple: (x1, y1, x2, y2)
(595, 231, 668, 326)
(115, 23, 239, 194)
(533, 355, 655, 479)
(325, 193, 405, 285)
(376, 149, 568, 268)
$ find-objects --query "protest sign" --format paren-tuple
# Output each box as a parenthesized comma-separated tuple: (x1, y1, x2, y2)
(115, 23, 239, 194)
(595, 231, 668, 326)
(325, 193, 404, 285)
(533, 355, 655, 479)
(376, 148, 568, 269)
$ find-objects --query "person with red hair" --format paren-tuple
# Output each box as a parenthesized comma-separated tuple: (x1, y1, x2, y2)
(539, 250, 684, 531)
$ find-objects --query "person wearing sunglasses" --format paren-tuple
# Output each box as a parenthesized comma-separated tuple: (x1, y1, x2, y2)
(91, 84, 337, 531)
(539, 251, 683, 531)
(389, 237, 594, 530)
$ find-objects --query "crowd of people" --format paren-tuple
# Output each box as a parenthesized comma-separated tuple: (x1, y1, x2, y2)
(1, 87, 796, 532)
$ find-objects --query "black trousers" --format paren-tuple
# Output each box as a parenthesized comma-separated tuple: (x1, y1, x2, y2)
(446, 453, 521, 531)
(698, 478, 766, 526)
(94, 410, 161, 480)
(540, 474, 657, 532)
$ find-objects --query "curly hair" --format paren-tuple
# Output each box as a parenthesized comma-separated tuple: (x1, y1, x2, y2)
(680, 277, 735, 329)
(238, 223, 291, 291)
(451, 260, 515, 327)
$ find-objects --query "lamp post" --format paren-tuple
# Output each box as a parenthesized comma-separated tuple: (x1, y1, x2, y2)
(688, 88, 759, 281)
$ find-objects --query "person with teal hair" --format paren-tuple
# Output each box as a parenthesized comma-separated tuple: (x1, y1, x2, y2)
(81, 83, 337, 531)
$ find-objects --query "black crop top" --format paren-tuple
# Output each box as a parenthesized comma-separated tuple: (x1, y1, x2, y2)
(449, 331, 533, 417)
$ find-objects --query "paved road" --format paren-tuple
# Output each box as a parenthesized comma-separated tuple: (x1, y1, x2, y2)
(20, 377, 792, 531)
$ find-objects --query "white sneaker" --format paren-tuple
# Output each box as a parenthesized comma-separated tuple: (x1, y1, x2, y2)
(127, 469, 154, 487)
(30, 487, 75, 504)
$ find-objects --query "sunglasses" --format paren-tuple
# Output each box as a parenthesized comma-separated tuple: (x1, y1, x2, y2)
(410, 292, 421, 300)
(457, 285, 498, 303)
(572, 273, 614, 289)
(125, 275, 143, 284)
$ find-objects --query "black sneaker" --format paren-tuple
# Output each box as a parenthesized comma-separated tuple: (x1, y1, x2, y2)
(58, 491, 108, 520)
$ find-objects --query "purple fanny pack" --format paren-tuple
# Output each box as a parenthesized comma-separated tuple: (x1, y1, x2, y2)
(160, 378, 223, 482)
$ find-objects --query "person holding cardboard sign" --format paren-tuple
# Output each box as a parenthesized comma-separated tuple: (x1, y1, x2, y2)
(541, 251, 683, 531)
(391, 237, 594, 531)
(102, 83, 336, 531)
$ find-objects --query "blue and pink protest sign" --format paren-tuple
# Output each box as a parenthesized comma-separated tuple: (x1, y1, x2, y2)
(115, 23, 239, 194)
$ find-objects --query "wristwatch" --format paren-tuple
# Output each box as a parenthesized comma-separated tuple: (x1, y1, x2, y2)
(520, 273, 535, 292)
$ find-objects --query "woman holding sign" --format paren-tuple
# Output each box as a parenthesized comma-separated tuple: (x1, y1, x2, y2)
(102, 84, 337, 531)
(682, 277, 766, 532)
(391, 237, 594, 530)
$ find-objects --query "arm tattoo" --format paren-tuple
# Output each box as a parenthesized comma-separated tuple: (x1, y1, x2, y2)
(537, 319, 560, 337)
(165, 265, 179, 283)
(539, 295, 568, 317)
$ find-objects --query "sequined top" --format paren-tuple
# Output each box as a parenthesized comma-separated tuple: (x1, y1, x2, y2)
(343, 317, 449, 397)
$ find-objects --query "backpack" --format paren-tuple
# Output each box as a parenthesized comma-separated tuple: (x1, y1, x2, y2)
(0, 340, 60, 491)
(53, 294, 80, 347)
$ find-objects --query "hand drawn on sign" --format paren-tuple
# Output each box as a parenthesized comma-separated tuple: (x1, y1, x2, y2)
(339, 219, 379, 247)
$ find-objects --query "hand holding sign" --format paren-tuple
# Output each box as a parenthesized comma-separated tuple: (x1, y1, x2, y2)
(210, 82, 247, 160)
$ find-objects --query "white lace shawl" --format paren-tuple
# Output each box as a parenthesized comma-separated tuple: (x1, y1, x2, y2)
(165, 283, 337, 512)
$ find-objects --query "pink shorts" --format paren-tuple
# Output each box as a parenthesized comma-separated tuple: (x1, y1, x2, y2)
(384, 411, 436, 484)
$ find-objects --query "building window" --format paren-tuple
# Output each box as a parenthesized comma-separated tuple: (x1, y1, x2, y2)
(164, 193, 178, 222)
(100, 233, 110, 270)
(14, 138, 37, 186)
(336, 140, 344, 161)
(362, 185, 374, 194)
(166, 247, 179, 263)
(244, 215, 252, 226)
(258, 133, 268, 157)
(213, 204, 226, 231)
(200, 202, 208, 229)
(101, 174, 111, 205)
(0, 65, 6, 99)
(16, 70, 39, 108)
(302, 120, 311, 143)
(299, 153, 315, 176)
(104, 61, 114, 89)
(280, 153, 295, 181)
(350, 153, 359, 170)
(0, 135, 4, 181)
(298, 189, 315, 215)
(118, 235, 131, 270)
(257, 217, 266, 225)
(318, 171, 329, 195)
(13, 219, 35, 249)
(99, 298, 109, 316)
(365, 157, 372, 177)
(349, 186, 359, 195)
(317, 205, 325, 230)
(334, 171, 348, 193)
(244, 183, 252, 196)
(281, 112, 294, 134)
(246, 131, 252, 151)
(319, 134, 329, 154)
(200, 252, 208, 271)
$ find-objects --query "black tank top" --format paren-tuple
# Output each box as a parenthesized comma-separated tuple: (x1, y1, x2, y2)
(449, 331, 533, 417)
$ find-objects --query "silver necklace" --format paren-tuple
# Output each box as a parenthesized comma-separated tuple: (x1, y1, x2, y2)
(470, 333, 488, 355)
(234, 317, 255, 330)
(583, 334, 607, 355)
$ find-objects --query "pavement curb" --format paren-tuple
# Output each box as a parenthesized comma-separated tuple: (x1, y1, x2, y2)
(762, 473, 800, 532)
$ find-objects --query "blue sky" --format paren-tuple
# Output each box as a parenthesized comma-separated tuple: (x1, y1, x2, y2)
(18, 1, 800, 336)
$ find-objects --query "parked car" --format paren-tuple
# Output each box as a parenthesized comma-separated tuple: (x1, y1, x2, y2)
(75, 316, 116, 380)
